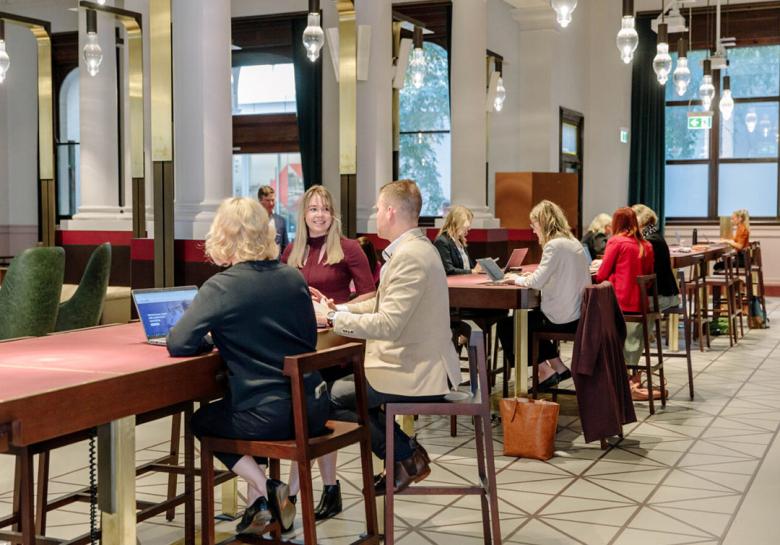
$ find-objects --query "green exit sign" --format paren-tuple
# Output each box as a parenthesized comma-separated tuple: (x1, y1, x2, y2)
(687, 113, 713, 130)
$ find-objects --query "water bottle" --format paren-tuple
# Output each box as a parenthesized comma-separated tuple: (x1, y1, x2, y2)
(675, 231, 681, 246)
(692, 228, 698, 245)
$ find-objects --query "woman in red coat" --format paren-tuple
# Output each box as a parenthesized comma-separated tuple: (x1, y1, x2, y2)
(595, 207, 657, 400)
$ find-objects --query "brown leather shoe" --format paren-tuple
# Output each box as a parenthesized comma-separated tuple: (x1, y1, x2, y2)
(374, 444, 432, 496)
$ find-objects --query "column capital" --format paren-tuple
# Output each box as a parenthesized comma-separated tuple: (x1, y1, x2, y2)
(506, 0, 559, 32)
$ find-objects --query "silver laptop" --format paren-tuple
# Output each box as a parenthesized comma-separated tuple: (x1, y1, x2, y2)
(477, 258, 506, 284)
(503, 248, 529, 272)
(131, 286, 198, 345)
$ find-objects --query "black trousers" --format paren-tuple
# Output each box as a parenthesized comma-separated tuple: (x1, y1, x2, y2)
(191, 393, 330, 470)
(497, 310, 579, 366)
(329, 375, 444, 462)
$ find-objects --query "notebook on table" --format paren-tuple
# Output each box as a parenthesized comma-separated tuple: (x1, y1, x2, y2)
(131, 286, 198, 346)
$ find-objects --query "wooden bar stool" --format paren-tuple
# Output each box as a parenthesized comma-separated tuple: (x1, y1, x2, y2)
(624, 274, 666, 415)
(659, 270, 695, 400)
(530, 331, 576, 402)
(706, 251, 744, 346)
(199, 343, 379, 545)
(384, 329, 502, 545)
(750, 241, 768, 323)
(683, 256, 711, 351)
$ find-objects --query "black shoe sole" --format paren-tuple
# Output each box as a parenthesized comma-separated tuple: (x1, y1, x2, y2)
(267, 482, 295, 533)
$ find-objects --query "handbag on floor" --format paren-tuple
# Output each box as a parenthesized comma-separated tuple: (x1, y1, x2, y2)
(499, 397, 559, 460)
(749, 296, 767, 329)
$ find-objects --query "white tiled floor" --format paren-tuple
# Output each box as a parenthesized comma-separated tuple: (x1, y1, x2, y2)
(2, 301, 780, 544)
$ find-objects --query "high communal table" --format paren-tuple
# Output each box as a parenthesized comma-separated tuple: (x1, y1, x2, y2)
(447, 274, 540, 398)
(0, 323, 225, 545)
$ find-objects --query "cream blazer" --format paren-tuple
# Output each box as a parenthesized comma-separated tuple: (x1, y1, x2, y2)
(333, 229, 460, 396)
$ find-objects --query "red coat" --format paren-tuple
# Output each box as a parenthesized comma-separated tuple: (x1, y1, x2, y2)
(572, 282, 637, 443)
(595, 235, 654, 313)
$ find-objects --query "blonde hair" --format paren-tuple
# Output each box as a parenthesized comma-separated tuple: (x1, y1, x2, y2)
(631, 204, 658, 229)
(530, 200, 575, 247)
(205, 197, 279, 266)
(287, 185, 345, 268)
(587, 213, 612, 235)
(733, 209, 750, 229)
(438, 205, 473, 247)
(379, 180, 422, 220)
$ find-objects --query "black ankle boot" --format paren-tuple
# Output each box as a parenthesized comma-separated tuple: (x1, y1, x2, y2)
(314, 481, 342, 520)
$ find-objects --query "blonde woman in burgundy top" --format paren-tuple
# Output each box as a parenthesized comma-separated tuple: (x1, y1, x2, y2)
(280, 184, 375, 520)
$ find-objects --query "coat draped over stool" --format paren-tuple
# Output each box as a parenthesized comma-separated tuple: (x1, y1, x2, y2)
(572, 282, 637, 443)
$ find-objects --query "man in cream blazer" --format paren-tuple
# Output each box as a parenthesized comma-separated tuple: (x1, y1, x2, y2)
(325, 181, 459, 494)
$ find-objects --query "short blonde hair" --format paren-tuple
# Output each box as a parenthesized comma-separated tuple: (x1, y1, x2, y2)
(287, 185, 345, 268)
(631, 204, 658, 229)
(439, 205, 473, 247)
(587, 213, 612, 235)
(733, 209, 750, 229)
(379, 180, 422, 220)
(205, 197, 279, 266)
(530, 200, 575, 247)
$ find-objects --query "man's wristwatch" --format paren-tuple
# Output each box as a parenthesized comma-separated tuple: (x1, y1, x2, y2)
(326, 310, 336, 328)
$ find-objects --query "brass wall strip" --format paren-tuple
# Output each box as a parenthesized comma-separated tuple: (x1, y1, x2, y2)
(150, 0, 173, 162)
(40, 180, 55, 247)
(337, 1, 357, 175)
(132, 178, 146, 238)
(153, 161, 174, 287)
(392, 21, 401, 180)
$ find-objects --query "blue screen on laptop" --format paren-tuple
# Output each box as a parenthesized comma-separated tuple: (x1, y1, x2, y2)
(134, 288, 197, 339)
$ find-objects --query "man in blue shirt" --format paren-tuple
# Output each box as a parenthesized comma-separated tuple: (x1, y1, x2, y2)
(257, 185, 288, 254)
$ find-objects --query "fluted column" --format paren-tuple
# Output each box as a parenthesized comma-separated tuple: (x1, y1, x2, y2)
(356, 0, 393, 233)
(449, 0, 498, 227)
(172, 0, 232, 239)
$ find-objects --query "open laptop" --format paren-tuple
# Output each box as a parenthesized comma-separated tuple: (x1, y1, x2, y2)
(131, 286, 198, 346)
(503, 248, 529, 272)
(476, 258, 507, 284)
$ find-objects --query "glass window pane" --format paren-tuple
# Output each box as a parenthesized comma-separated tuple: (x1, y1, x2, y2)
(399, 132, 451, 216)
(666, 105, 709, 160)
(723, 46, 780, 99)
(665, 164, 709, 217)
(399, 42, 451, 132)
(718, 163, 778, 217)
(232, 153, 304, 241)
(561, 123, 577, 155)
(665, 50, 707, 102)
(232, 64, 297, 115)
(721, 102, 779, 159)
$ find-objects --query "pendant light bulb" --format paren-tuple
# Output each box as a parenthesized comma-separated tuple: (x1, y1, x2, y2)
(409, 27, 426, 89)
(616, 16, 639, 64)
(672, 39, 691, 96)
(652, 23, 672, 85)
(719, 76, 734, 121)
(303, 12, 324, 62)
(83, 10, 102, 77)
(551, 0, 577, 28)
(745, 110, 758, 133)
(699, 59, 715, 112)
(96, 0, 107, 4)
(0, 22, 9, 85)
(494, 76, 506, 112)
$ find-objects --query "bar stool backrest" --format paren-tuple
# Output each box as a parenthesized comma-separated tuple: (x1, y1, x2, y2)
(636, 273, 660, 317)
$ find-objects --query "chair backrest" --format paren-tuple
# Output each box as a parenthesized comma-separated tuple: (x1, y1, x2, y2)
(0, 246, 65, 340)
(283, 343, 367, 446)
(55, 243, 112, 332)
(636, 273, 660, 316)
(719, 250, 738, 283)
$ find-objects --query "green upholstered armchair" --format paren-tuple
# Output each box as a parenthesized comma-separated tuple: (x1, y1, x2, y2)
(55, 243, 112, 332)
(0, 246, 66, 340)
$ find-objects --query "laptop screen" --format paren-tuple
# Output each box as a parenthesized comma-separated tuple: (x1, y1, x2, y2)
(504, 248, 529, 271)
(477, 258, 504, 282)
(132, 287, 198, 340)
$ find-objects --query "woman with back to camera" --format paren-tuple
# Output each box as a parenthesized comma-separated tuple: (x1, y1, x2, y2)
(498, 200, 592, 389)
(632, 204, 679, 312)
(167, 197, 329, 535)
(595, 207, 656, 400)
(281, 185, 375, 520)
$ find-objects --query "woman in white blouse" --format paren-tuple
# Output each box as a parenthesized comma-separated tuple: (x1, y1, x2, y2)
(497, 200, 591, 389)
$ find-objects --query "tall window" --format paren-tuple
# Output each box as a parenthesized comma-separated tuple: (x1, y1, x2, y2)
(399, 42, 451, 217)
(231, 63, 303, 240)
(665, 46, 780, 219)
(57, 68, 80, 219)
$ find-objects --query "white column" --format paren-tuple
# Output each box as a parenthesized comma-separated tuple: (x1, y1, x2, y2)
(67, 2, 129, 230)
(449, 0, 498, 228)
(172, 0, 232, 239)
(321, 0, 341, 203)
(356, 0, 393, 233)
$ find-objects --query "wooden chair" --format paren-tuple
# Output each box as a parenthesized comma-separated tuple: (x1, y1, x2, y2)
(658, 270, 695, 400)
(682, 255, 711, 351)
(530, 331, 576, 402)
(199, 343, 379, 545)
(384, 329, 501, 545)
(624, 274, 666, 415)
(706, 251, 744, 346)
